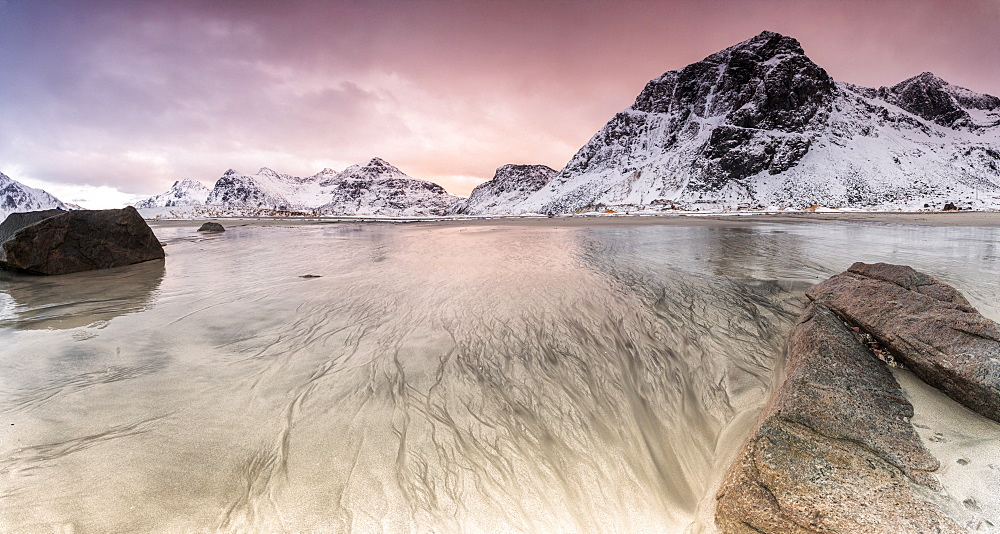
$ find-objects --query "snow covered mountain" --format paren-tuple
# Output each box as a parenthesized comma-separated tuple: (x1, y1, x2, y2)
(139, 158, 457, 217)
(450, 164, 557, 215)
(204, 167, 304, 209)
(1, 171, 74, 223)
(498, 31, 1000, 213)
(135, 179, 211, 208)
(314, 158, 456, 215)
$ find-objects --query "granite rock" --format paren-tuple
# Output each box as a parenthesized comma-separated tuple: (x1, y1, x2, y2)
(715, 303, 962, 533)
(807, 262, 1000, 422)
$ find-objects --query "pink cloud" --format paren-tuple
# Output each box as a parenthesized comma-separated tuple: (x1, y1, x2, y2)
(0, 0, 996, 201)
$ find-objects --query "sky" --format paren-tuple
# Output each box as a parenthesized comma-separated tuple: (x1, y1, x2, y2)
(1, 0, 999, 208)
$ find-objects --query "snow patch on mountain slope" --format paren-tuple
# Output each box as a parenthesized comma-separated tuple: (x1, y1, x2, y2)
(135, 179, 211, 208)
(746, 84, 1000, 210)
(0, 172, 74, 223)
(315, 158, 457, 216)
(137, 158, 457, 218)
(450, 164, 557, 215)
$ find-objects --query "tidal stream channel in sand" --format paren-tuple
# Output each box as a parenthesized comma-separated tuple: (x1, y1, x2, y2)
(1, 218, 999, 533)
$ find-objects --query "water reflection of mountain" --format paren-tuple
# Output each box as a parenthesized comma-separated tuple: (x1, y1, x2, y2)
(0, 259, 164, 330)
(566, 224, 818, 518)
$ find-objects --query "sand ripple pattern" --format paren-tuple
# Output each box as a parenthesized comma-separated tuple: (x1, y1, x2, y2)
(1, 221, 998, 533)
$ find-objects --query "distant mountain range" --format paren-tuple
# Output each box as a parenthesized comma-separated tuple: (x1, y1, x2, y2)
(9, 31, 1000, 221)
(136, 158, 457, 217)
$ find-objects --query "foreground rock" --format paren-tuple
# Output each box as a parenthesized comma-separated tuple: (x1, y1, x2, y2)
(198, 221, 225, 232)
(716, 303, 962, 533)
(0, 208, 64, 242)
(807, 262, 1000, 422)
(0, 207, 164, 275)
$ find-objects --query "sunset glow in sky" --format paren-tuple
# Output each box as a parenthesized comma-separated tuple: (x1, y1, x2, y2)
(2, 0, 999, 208)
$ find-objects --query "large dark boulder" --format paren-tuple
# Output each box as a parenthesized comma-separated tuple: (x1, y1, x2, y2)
(0, 209, 65, 243)
(0, 207, 164, 275)
(807, 262, 1000, 422)
(716, 303, 962, 533)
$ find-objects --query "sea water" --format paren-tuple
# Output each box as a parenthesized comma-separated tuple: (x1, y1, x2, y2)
(1, 219, 998, 533)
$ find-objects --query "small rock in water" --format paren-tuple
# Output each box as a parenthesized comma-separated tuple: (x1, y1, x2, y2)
(198, 222, 225, 232)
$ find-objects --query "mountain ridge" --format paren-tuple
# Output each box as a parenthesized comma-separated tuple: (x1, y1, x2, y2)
(487, 31, 1000, 214)
(0, 172, 74, 223)
(137, 157, 458, 217)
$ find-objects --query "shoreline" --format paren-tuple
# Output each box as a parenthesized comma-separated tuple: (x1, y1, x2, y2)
(146, 210, 1000, 229)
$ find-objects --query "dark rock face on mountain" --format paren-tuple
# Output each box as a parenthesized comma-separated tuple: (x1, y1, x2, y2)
(531, 31, 836, 213)
(881, 73, 971, 128)
(880, 72, 1000, 130)
(716, 302, 962, 533)
(807, 262, 1000, 422)
(450, 164, 557, 215)
(1, 172, 73, 222)
(0, 207, 164, 275)
(634, 31, 834, 132)
(502, 31, 1000, 214)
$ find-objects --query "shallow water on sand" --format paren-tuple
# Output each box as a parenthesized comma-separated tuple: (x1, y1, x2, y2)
(1, 219, 998, 533)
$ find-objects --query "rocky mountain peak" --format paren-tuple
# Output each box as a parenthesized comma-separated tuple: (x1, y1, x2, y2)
(135, 177, 211, 209)
(223, 169, 239, 176)
(498, 30, 1000, 215)
(727, 30, 806, 59)
(493, 164, 557, 187)
(631, 30, 833, 132)
(362, 157, 397, 173)
(449, 164, 557, 215)
(906, 71, 947, 87)
(878, 72, 992, 128)
(528, 31, 839, 213)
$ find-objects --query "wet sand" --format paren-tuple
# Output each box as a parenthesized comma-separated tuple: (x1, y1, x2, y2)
(2, 216, 998, 533)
